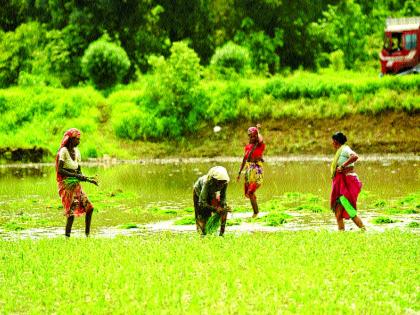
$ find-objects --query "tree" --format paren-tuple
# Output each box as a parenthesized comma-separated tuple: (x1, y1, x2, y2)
(310, 0, 369, 69)
(81, 37, 131, 89)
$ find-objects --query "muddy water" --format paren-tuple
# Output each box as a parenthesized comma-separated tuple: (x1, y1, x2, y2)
(0, 155, 418, 238)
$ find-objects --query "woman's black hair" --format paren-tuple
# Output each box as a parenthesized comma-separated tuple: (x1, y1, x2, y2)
(332, 132, 347, 145)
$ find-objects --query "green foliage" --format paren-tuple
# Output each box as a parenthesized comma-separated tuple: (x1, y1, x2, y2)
(373, 216, 397, 224)
(114, 42, 206, 140)
(205, 213, 221, 234)
(210, 42, 250, 75)
(0, 22, 46, 87)
(63, 177, 81, 190)
(256, 212, 291, 226)
(329, 50, 345, 71)
(310, 0, 369, 69)
(174, 216, 196, 225)
(118, 223, 139, 229)
(234, 18, 283, 74)
(81, 38, 131, 89)
(407, 221, 419, 228)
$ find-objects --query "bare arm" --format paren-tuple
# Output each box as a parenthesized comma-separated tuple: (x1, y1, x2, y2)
(237, 156, 246, 181)
(57, 161, 86, 180)
(337, 153, 359, 172)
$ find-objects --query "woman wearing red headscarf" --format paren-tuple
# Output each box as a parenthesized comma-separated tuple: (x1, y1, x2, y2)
(56, 128, 98, 237)
(237, 125, 265, 218)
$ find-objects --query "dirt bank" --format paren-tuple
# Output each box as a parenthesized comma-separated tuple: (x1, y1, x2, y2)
(186, 112, 420, 157)
(0, 112, 418, 162)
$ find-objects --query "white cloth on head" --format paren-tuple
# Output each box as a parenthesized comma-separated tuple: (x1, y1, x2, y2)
(207, 166, 230, 182)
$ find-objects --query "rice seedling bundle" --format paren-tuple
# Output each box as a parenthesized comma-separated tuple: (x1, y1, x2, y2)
(63, 177, 80, 189)
(205, 213, 221, 234)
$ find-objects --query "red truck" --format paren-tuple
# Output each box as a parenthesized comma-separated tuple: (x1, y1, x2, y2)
(380, 17, 420, 75)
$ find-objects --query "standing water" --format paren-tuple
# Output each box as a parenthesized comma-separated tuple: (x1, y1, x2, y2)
(0, 155, 418, 238)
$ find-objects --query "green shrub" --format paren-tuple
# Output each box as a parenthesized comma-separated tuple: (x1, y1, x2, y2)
(116, 41, 206, 140)
(210, 42, 250, 75)
(234, 18, 283, 74)
(0, 22, 46, 88)
(81, 38, 131, 89)
(330, 50, 345, 71)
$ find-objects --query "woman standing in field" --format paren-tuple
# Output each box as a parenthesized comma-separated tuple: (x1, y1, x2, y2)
(330, 132, 366, 231)
(56, 128, 98, 237)
(193, 166, 230, 236)
(237, 125, 265, 218)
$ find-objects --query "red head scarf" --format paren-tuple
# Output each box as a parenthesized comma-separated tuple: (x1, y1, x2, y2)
(59, 128, 81, 149)
(55, 128, 81, 175)
(247, 127, 258, 136)
(247, 126, 263, 143)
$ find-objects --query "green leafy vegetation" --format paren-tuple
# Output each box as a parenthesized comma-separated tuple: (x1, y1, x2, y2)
(205, 213, 221, 234)
(407, 221, 419, 228)
(372, 216, 398, 224)
(174, 216, 195, 226)
(255, 212, 292, 226)
(81, 37, 131, 89)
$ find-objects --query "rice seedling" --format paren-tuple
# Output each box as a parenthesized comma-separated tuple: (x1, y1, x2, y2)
(1, 231, 417, 314)
(63, 176, 99, 190)
(372, 216, 398, 224)
(407, 222, 419, 228)
(174, 216, 195, 225)
(118, 223, 138, 229)
(226, 218, 242, 226)
(205, 213, 221, 234)
(255, 212, 292, 226)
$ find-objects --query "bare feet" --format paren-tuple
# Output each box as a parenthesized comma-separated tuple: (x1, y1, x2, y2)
(252, 212, 259, 218)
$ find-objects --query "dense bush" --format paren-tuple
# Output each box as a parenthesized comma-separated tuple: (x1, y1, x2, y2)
(234, 18, 283, 74)
(81, 38, 131, 89)
(113, 42, 208, 140)
(0, 22, 46, 88)
(210, 42, 250, 75)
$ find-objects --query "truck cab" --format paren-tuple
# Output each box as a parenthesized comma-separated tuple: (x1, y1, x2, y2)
(380, 17, 420, 74)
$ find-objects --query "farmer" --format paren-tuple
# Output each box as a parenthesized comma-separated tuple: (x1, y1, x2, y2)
(56, 128, 98, 237)
(193, 166, 230, 236)
(330, 132, 366, 231)
(237, 125, 266, 218)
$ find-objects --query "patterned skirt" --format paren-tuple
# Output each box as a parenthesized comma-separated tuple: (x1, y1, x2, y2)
(244, 161, 264, 196)
(58, 179, 93, 218)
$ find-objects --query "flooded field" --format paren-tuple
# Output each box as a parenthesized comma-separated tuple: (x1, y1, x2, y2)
(0, 155, 418, 238)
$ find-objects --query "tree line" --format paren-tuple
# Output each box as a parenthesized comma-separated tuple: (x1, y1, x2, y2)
(0, 0, 418, 88)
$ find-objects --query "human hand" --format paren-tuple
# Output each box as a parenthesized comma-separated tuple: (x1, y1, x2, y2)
(86, 175, 99, 186)
(88, 178, 99, 186)
(77, 174, 87, 181)
(337, 165, 344, 173)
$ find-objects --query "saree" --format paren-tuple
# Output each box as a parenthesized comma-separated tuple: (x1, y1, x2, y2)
(56, 129, 93, 217)
(330, 172, 362, 219)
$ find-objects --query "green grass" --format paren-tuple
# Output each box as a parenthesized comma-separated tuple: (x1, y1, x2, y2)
(0, 231, 418, 313)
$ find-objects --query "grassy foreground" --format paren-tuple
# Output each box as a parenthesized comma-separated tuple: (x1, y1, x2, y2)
(0, 231, 418, 314)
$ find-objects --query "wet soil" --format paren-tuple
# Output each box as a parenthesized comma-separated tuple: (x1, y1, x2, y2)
(1, 210, 418, 240)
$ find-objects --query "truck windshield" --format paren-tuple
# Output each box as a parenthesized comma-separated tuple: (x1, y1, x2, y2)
(384, 33, 403, 52)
